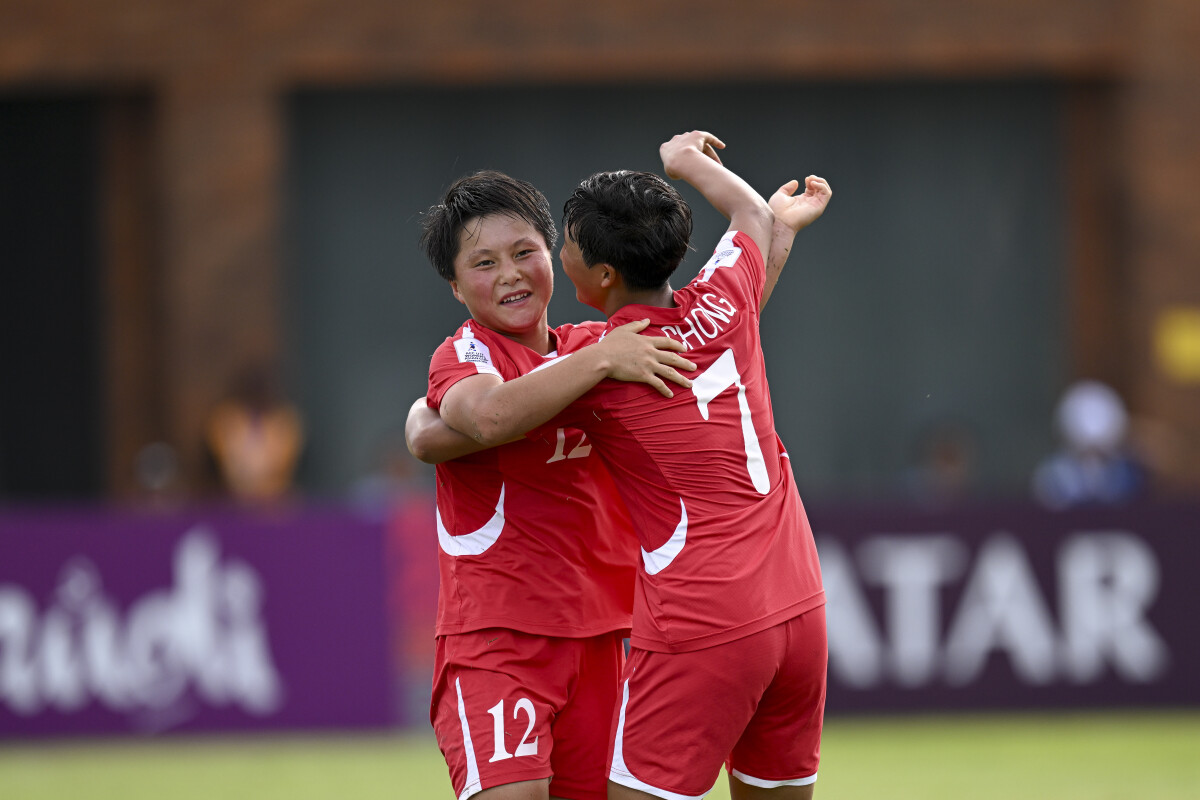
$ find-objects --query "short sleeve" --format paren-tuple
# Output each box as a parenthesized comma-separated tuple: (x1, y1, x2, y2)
(427, 323, 506, 410)
(692, 230, 765, 312)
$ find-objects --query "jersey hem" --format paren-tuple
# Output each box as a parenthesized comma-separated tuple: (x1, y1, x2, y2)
(467, 767, 554, 799)
(608, 766, 710, 800)
(437, 620, 632, 639)
(629, 592, 824, 653)
(730, 769, 817, 788)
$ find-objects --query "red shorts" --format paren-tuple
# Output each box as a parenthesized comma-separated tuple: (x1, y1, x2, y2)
(431, 628, 626, 800)
(608, 606, 827, 798)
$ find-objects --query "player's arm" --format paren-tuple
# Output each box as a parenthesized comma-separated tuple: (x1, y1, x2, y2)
(659, 130, 774, 264)
(761, 175, 833, 311)
(406, 397, 493, 464)
(440, 319, 695, 449)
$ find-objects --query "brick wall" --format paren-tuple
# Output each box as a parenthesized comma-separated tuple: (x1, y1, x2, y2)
(2, 0, 1197, 494)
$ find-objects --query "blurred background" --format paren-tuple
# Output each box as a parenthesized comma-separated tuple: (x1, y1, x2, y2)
(2, 0, 1199, 797)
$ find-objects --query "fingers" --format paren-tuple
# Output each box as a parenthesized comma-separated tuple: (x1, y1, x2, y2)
(644, 334, 688, 353)
(601, 319, 695, 396)
(671, 130, 725, 153)
(614, 318, 652, 333)
(805, 175, 831, 197)
(776, 179, 800, 197)
(656, 351, 696, 372)
(649, 377, 674, 398)
(659, 365, 693, 390)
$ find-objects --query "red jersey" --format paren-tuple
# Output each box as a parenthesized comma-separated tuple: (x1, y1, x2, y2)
(427, 320, 636, 639)
(540, 231, 825, 653)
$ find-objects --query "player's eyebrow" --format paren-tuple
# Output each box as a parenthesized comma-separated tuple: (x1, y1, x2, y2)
(462, 246, 497, 260)
(463, 237, 541, 260)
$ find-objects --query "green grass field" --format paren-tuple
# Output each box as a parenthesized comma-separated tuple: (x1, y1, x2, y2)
(3, 711, 1198, 799)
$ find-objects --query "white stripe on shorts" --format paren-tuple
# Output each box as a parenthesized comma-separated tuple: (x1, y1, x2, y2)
(731, 768, 818, 788)
(609, 678, 712, 800)
(455, 677, 483, 800)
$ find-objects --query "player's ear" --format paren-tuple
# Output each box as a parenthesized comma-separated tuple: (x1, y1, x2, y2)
(598, 264, 618, 289)
(449, 280, 467, 306)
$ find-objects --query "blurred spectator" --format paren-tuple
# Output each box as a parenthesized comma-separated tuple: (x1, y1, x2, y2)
(350, 427, 432, 521)
(132, 441, 182, 507)
(903, 418, 980, 508)
(205, 366, 305, 504)
(1032, 379, 1148, 510)
(351, 427, 438, 726)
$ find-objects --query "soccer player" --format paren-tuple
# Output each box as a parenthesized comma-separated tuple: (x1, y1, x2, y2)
(412, 169, 699, 800)
(414, 132, 833, 800)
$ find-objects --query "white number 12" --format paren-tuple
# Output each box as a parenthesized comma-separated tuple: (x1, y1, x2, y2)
(691, 348, 770, 494)
(487, 698, 538, 762)
(546, 428, 591, 463)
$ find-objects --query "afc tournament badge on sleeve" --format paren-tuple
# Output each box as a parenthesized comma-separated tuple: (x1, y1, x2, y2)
(698, 231, 742, 283)
(453, 324, 501, 377)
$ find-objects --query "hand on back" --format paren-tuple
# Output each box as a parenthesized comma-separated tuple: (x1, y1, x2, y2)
(597, 319, 696, 397)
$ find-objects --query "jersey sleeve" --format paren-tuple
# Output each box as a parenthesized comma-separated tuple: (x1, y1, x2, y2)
(692, 230, 765, 312)
(427, 323, 506, 410)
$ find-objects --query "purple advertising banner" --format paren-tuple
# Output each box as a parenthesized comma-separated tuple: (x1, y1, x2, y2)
(2, 499, 1197, 739)
(0, 505, 395, 738)
(813, 502, 1200, 713)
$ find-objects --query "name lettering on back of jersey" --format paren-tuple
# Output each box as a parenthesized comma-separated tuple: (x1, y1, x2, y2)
(697, 231, 742, 282)
(660, 292, 738, 351)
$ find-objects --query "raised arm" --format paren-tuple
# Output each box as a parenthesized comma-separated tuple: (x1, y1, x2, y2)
(659, 131, 774, 263)
(436, 319, 694, 450)
(761, 175, 833, 311)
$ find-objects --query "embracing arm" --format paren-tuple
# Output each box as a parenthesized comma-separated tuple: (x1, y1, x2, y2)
(659, 130, 774, 265)
(438, 319, 695, 449)
(761, 175, 833, 312)
(406, 397, 490, 464)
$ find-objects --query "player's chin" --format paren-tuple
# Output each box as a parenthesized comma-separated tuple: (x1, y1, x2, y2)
(495, 302, 544, 329)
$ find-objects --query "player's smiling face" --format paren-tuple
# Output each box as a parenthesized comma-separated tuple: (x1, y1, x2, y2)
(450, 213, 554, 350)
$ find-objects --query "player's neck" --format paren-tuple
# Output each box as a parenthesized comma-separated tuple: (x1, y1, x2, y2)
(483, 315, 551, 355)
(500, 327, 551, 355)
(604, 285, 675, 317)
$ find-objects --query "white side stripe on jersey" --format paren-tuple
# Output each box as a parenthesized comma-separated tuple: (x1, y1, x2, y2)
(609, 678, 711, 800)
(437, 485, 506, 557)
(455, 678, 483, 800)
(640, 498, 687, 575)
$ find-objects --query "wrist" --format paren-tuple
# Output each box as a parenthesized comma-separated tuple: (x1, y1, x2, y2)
(663, 147, 706, 176)
(582, 342, 616, 379)
(774, 218, 802, 239)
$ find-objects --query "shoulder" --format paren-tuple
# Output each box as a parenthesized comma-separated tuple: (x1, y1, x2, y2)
(687, 230, 763, 306)
(431, 320, 506, 379)
(553, 320, 606, 354)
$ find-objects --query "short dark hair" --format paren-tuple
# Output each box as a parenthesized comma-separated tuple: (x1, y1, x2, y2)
(419, 170, 557, 281)
(562, 170, 693, 290)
